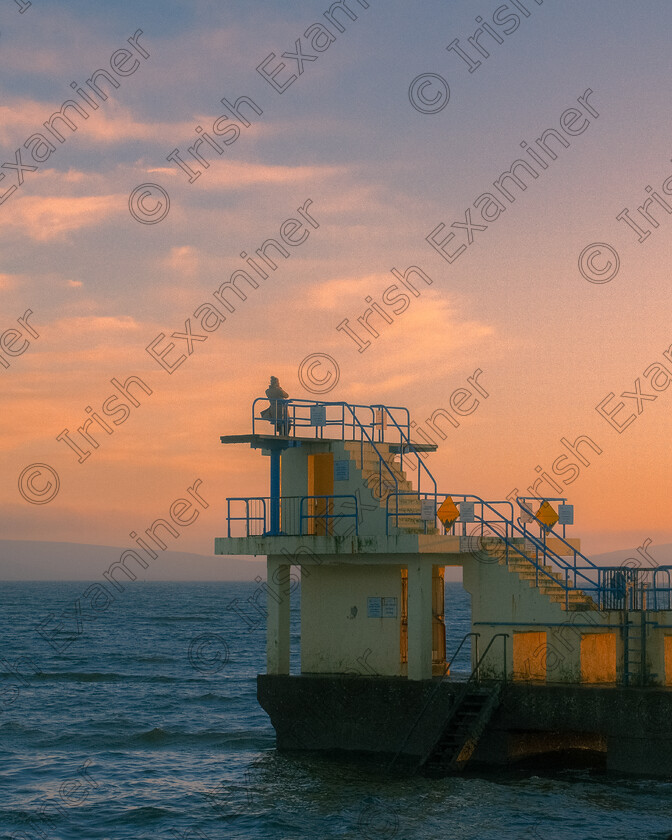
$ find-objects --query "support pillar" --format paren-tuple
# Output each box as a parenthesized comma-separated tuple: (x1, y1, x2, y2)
(407, 561, 433, 680)
(266, 556, 290, 675)
(269, 448, 281, 535)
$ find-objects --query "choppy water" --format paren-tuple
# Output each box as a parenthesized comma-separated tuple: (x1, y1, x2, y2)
(1, 581, 671, 839)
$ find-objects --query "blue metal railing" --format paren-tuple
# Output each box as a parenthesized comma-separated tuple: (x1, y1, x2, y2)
(385, 491, 672, 611)
(227, 497, 267, 537)
(299, 495, 359, 536)
(386, 492, 515, 537)
(226, 494, 359, 538)
(516, 495, 571, 539)
(251, 397, 412, 443)
(516, 496, 600, 573)
(251, 397, 440, 522)
(374, 404, 437, 499)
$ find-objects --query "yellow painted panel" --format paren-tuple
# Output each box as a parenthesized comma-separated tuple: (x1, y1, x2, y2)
(513, 631, 547, 681)
(432, 566, 446, 665)
(307, 453, 334, 535)
(664, 637, 672, 686)
(580, 633, 617, 684)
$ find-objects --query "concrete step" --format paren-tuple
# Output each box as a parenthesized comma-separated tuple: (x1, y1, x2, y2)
(542, 588, 588, 601)
(361, 465, 410, 485)
(508, 562, 556, 574)
(362, 474, 413, 490)
(517, 570, 565, 584)
(387, 499, 424, 511)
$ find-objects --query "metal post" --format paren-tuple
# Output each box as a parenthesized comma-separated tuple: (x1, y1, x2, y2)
(270, 448, 281, 536)
(641, 611, 647, 686)
(502, 635, 507, 684)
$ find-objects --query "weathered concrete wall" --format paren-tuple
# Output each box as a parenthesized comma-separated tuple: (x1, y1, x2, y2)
(301, 563, 403, 676)
(258, 673, 458, 762)
(258, 674, 672, 776)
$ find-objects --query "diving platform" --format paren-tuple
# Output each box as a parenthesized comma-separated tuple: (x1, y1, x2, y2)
(215, 394, 672, 776)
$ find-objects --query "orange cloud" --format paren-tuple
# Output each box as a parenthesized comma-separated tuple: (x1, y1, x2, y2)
(3, 194, 123, 240)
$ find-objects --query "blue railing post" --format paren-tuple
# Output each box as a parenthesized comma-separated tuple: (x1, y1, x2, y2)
(269, 448, 281, 535)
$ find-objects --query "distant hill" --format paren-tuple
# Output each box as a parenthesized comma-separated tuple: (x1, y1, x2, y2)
(591, 543, 672, 567)
(0, 540, 265, 581)
(1, 539, 667, 583)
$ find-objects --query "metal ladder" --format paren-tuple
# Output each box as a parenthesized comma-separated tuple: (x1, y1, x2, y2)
(623, 611, 648, 686)
(422, 682, 502, 775)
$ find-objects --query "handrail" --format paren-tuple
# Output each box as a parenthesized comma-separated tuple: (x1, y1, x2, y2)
(447, 631, 480, 677)
(227, 494, 360, 537)
(467, 632, 509, 686)
(446, 493, 597, 597)
(383, 489, 599, 605)
(227, 497, 266, 537)
(516, 496, 599, 573)
(516, 495, 568, 537)
(652, 568, 672, 610)
(483, 518, 598, 609)
(386, 492, 515, 538)
(387, 631, 479, 772)
(252, 397, 384, 441)
(518, 527, 600, 597)
(299, 494, 359, 536)
(375, 404, 437, 499)
(388, 632, 508, 774)
(250, 397, 440, 520)
(342, 403, 401, 505)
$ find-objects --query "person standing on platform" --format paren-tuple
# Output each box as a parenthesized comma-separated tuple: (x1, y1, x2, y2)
(262, 376, 290, 435)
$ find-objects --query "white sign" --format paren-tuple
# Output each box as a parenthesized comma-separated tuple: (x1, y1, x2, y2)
(367, 597, 382, 618)
(334, 460, 350, 481)
(519, 504, 534, 523)
(310, 404, 326, 426)
(420, 499, 436, 521)
(459, 501, 475, 522)
(558, 504, 574, 525)
(382, 597, 398, 618)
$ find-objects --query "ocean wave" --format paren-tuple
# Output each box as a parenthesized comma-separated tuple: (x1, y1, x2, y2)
(117, 805, 175, 823)
(32, 671, 178, 683)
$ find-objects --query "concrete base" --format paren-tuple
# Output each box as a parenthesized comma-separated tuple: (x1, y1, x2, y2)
(257, 675, 672, 776)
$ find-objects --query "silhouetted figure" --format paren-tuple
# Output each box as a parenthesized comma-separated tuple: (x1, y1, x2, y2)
(261, 376, 290, 435)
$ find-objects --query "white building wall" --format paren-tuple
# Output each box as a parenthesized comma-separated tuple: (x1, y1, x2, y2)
(301, 564, 403, 676)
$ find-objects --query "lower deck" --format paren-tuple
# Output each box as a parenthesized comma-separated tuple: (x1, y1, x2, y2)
(258, 674, 672, 776)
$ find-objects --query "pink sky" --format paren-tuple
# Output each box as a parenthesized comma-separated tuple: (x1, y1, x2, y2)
(2, 0, 672, 570)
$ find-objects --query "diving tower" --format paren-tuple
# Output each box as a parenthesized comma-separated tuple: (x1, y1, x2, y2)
(215, 394, 672, 776)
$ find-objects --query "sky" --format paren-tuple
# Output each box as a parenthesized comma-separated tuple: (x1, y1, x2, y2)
(1, 0, 672, 573)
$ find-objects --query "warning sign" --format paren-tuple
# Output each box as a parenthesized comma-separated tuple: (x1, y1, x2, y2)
(437, 496, 460, 527)
(535, 500, 559, 531)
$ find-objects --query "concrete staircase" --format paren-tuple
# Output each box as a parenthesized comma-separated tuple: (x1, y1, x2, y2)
(343, 441, 438, 534)
(501, 554, 598, 611)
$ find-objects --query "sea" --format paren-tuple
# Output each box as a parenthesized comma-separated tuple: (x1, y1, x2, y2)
(1, 581, 671, 840)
